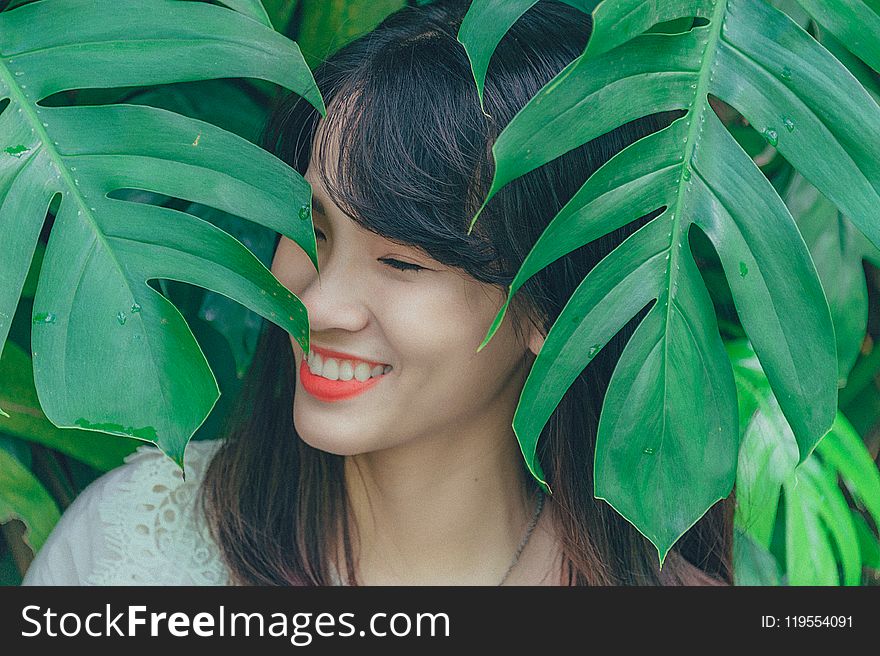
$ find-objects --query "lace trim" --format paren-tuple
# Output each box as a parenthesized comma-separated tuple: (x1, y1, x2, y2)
(86, 440, 231, 586)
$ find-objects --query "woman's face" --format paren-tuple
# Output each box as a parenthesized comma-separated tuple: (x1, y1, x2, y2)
(270, 140, 544, 457)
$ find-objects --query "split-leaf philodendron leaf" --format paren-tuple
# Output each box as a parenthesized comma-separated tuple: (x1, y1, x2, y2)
(460, 0, 880, 562)
(731, 339, 880, 585)
(0, 0, 325, 467)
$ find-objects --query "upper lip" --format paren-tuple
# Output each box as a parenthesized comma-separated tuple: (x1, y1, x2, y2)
(308, 345, 389, 367)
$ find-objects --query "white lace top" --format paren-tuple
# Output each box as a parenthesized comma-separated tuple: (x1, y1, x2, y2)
(22, 439, 232, 586)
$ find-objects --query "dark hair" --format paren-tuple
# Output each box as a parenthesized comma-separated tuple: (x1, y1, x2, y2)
(201, 0, 734, 585)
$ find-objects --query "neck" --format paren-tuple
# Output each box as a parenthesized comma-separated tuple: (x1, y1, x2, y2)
(337, 387, 537, 585)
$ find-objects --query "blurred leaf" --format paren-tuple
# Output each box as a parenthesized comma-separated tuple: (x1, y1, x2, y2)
(768, 0, 812, 28)
(295, 0, 407, 69)
(784, 467, 839, 585)
(263, 0, 300, 34)
(187, 203, 277, 378)
(796, 0, 880, 73)
(799, 458, 861, 585)
(783, 172, 879, 387)
(732, 340, 880, 585)
(0, 341, 138, 471)
(0, 541, 22, 585)
(732, 346, 799, 547)
(816, 413, 880, 528)
(852, 512, 880, 570)
(214, 0, 271, 26)
(0, 434, 30, 468)
(840, 374, 880, 437)
(125, 79, 270, 144)
(186, 316, 243, 441)
(733, 527, 782, 585)
(19, 242, 44, 300)
(0, 443, 60, 553)
(815, 26, 880, 105)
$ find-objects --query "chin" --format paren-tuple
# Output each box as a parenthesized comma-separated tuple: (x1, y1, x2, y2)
(298, 433, 371, 456)
(293, 412, 377, 456)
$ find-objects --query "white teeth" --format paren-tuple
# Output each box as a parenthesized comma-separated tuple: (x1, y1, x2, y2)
(308, 352, 323, 375)
(307, 352, 392, 381)
(338, 360, 354, 381)
(322, 358, 340, 380)
(354, 363, 372, 381)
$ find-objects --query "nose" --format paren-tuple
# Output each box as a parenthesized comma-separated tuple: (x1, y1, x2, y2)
(296, 256, 371, 338)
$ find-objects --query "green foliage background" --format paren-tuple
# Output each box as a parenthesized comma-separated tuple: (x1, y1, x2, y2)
(0, 0, 878, 585)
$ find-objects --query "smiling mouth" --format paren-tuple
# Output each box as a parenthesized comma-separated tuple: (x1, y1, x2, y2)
(298, 358, 391, 402)
(305, 350, 392, 382)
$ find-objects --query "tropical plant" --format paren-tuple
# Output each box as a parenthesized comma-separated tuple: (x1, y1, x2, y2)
(0, 0, 323, 463)
(459, 0, 880, 564)
(731, 338, 880, 585)
(1, 0, 879, 584)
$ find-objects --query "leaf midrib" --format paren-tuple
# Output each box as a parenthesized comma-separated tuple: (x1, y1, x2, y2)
(657, 0, 729, 459)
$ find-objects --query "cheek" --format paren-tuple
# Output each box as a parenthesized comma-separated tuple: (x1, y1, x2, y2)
(271, 237, 314, 295)
(389, 280, 516, 372)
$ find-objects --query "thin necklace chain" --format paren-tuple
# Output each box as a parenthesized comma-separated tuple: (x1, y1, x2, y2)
(497, 490, 545, 586)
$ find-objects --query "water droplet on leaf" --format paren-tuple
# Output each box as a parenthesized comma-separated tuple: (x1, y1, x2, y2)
(643, 447, 655, 455)
(781, 66, 792, 81)
(739, 261, 748, 278)
(682, 167, 691, 181)
(130, 303, 141, 313)
(588, 344, 601, 357)
(33, 312, 56, 325)
(299, 205, 310, 221)
(783, 117, 794, 132)
(762, 128, 778, 147)
(4, 145, 28, 158)
(116, 311, 127, 325)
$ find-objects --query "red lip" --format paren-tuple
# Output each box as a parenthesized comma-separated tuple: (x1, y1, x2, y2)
(299, 358, 386, 402)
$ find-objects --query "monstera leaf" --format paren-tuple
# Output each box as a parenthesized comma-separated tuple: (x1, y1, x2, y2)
(731, 340, 880, 585)
(0, 0, 325, 466)
(461, 0, 880, 562)
(457, 0, 599, 111)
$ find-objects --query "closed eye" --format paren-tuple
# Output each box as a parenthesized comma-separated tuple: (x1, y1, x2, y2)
(379, 258, 425, 272)
(315, 229, 426, 273)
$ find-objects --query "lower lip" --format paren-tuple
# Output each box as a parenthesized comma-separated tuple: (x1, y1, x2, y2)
(299, 358, 388, 402)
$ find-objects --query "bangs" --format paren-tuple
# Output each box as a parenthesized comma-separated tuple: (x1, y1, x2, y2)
(306, 28, 511, 284)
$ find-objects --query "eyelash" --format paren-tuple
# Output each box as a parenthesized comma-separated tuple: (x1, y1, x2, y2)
(314, 229, 425, 273)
